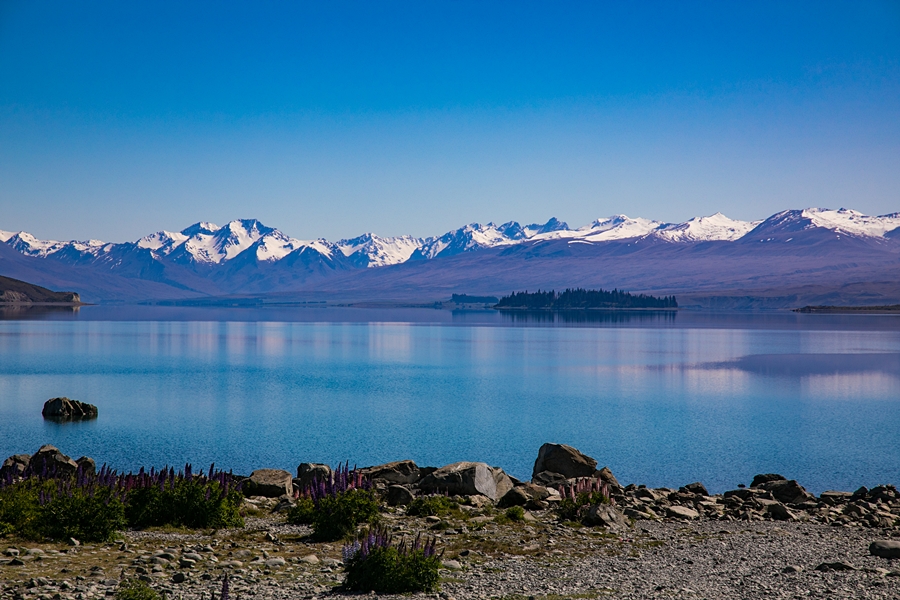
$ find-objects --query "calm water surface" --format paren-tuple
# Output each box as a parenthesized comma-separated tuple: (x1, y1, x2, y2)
(1, 306, 898, 493)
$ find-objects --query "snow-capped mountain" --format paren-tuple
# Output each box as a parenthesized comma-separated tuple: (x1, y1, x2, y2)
(2, 208, 898, 304)
(653, 213, 760, 242)
(336, 233, 426, 268)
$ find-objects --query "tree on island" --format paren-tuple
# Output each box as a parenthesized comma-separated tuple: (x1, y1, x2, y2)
(494, 288, 677, 310)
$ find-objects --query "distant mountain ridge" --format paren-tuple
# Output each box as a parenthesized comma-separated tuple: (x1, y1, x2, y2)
(1, 207, 899, 306)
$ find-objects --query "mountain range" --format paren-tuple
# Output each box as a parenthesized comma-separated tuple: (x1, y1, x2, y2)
(1, 208, 899, 308)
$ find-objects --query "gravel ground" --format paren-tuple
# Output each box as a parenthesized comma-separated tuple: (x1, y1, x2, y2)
(3, 509, 899, 600)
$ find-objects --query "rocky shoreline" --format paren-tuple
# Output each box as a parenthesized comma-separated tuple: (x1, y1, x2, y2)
(2, 443, 900, 599)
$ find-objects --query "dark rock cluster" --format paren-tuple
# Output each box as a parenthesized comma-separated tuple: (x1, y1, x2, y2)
(40, 397, 98, 421)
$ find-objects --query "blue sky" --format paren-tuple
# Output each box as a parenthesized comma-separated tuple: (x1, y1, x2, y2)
(1, 1, 898, 242)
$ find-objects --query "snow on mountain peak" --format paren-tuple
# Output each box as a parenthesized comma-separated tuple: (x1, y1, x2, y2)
(0, 230, 15, 243)
(336, 233, 424, 267)
(654, 213, 759, 242)
(802, 208, 900, 238)
(137, 231, 189, 252)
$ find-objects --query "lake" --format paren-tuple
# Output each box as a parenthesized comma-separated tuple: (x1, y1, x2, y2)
(1, 306, 899, 494)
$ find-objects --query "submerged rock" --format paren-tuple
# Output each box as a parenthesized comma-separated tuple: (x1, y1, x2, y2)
(41, 397, 98, 421)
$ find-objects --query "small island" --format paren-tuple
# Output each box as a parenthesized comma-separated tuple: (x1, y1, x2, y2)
(494, 288, 677, 310)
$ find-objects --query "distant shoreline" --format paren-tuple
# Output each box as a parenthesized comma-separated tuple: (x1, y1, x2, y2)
(794, 305, 900, 314)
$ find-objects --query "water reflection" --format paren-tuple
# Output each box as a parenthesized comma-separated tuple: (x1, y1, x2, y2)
(713, 353, 900, 376)
(495, 309, 677, 325)
(0, 305, 80, 320)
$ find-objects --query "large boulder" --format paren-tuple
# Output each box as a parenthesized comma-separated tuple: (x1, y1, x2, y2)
(296, 463, 332, 491)
(0, 454, 30, 480)
(28, 445, 78, 477)
(420, 462, 513, 501)
(360, 460, 421, 485)
(751, 473, 786, 488)
(757, 479, 813, 505)
(532, 443, 597, 480)
(41, 397, 98, 421)
(498, 482, 552, 508)
(386, 485, 415, 506)
(244, 469, 293, 498)
(583, 504, 628, 530)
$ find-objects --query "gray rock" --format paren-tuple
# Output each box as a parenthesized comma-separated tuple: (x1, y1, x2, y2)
(0, 454, 30, 480)
(442, 559, 462, 570)
(765, 502, 796, 521)
(299, 554, 320, 564)
(420, 461, 513, 501)
(758, 479, 813, 505)
(679, 482, 709, 496)
(596, 466, 621, 488)
(172, 572, 186, 584)
(531, 471, 568, 487)
(666, 506, 700, 520)
(870, 540, 900, 559)
(265, 557, 286, 567)
(386, 484, 415, 506)
(583, 504, 629, 530)
(244, 469, 293, 498)
(782, 565, 803, 573)
(360, 460, 421, 485)
(28, 445, 79, 477)
(497, 487, 531, 508)
(41, 397, 98, 420)
(819, 490, 853, 505)
(75, 456, 96, 476)
(532, 443, 597, 480)
(296, 463, 332, 490)
(751, 473, 786, 487)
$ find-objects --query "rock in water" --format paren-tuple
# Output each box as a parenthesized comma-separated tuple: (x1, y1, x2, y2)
(870, 540, 900, 559)
(420, 462, 513, 501)
(41, 397, 98, 421)
(244, 469, 293, 498)
(532, 443, 597, 480)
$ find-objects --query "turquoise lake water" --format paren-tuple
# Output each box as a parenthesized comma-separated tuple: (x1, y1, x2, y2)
(1, 306, 898, 494)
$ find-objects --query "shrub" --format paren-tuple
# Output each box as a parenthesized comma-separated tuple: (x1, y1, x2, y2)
(0, 462, 243, 541)
(115, 579, 162, 600)
(343, 526, 441, 593)
(504, 506, 525, 522)
(285, 496, 316, 525)
(124, 465, 243, 529)
(556, 477, 611, 523)
(406, 495, 457, 517)
(293, 463, 378, 541)
(312, 489, 379, 541)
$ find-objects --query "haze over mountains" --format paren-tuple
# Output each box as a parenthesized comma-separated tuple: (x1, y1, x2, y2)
(1, 208, 899, 308)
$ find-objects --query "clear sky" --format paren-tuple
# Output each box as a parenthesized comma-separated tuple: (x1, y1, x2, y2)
(1, 1, 899, 242)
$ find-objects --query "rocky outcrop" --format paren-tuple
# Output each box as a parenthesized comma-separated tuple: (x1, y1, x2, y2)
(41, 397, 98, 421)
(27, 445, 79, 477)
(420, 462, 513, 501)
(76, 456, 97, 476)
(244, 469, 293, 498)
